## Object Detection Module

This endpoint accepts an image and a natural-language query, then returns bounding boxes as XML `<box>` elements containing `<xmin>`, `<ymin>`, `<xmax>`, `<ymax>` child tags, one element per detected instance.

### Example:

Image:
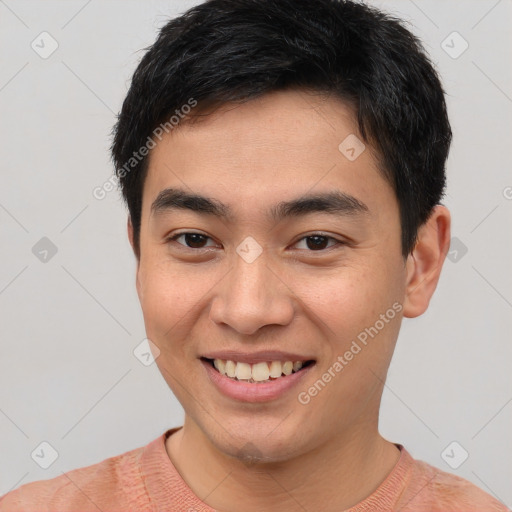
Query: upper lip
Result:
<box><xmin>201</xmin><ymin>350</ymin><xmax>315</xmax><ymax>365</ymax></box>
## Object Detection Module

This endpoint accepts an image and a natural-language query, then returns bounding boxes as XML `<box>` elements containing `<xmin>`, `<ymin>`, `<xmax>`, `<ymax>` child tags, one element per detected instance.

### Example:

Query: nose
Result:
<box><xmin>209</xmin><ymin>250</ymin><xmax>295</xmax><ymax>335</ymax></box>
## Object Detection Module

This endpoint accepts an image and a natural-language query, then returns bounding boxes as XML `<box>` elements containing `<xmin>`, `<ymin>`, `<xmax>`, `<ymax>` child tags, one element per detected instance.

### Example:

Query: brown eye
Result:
<box><xmin>305</xmin><ymin>235</ymin><xmax>329</xmax><ymax>250</ymax></box>
<box><xmin>294</xmin><ymin>234</ymin><xmax>342</xmax><ymax>251</ymax></box>
<box><xmin>169</xmin><ymin>232</ymin><xmax>216</xmax><ymax>249</ymax></box>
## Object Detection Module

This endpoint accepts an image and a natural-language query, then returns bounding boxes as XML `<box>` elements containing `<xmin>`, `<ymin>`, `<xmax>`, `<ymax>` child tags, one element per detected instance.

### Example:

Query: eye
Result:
<box><xmin>293</xmin><ymin>234</ymin><xmax>344</xmax><ymax>251</ymax></box>
<box><xmin>166</xmin><ymin>232</ymin><xmax>345</xmax><ymax>252</ymax></box>
<box><xmin>167</xmin><ymin>232</ymin><xmax>218</xmax><ymax>249</ymax></box>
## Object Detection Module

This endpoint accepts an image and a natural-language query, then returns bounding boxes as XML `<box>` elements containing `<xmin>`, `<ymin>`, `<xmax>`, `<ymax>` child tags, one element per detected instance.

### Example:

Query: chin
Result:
<box><xmin>204</xmin><ymin>418</ymin><xmax>310</xmax><ymax>466</ymax></box>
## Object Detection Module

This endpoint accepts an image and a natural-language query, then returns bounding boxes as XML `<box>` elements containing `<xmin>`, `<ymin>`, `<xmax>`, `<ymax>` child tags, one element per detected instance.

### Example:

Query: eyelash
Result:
<box><xmin>165</xmin><ymin>231</ymin><xmax>346</xmax><ymax>252</ymax></box>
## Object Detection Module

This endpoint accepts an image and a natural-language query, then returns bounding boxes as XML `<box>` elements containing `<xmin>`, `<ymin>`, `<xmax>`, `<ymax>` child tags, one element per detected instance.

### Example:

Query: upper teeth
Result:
<box><xmin>213</xmin><ymin>359</ymin><xmax>305</xmax><ymax>382</ymax></box>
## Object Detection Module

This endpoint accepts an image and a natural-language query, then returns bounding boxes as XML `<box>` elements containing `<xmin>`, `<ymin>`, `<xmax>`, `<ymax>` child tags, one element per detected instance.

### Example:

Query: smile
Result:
<box><xmin>204</xmin><ymin>358</ymin><xmax>315</xmax><ymax>383</ymax></box>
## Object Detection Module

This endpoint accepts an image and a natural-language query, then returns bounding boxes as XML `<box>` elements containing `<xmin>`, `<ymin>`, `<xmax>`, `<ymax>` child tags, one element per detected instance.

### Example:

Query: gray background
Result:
<box><xmin>1</xmin><ymin>0</ymin><xmax>511</xmax><ymax>507</ymax></box>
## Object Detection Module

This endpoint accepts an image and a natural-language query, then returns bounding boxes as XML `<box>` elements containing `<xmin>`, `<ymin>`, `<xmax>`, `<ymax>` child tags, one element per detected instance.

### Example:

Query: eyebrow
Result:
<box><xmin>150</xmin><ymin>187</ymin><xmax>369</xmax><ymax>223</ymax></box>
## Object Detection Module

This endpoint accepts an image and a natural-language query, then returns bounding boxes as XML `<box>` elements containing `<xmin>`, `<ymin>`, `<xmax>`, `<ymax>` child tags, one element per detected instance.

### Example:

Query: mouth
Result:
<box><xmin>201</xmin><ymin>357</ymin><xmax>316</xmax><ymax>384</ymax></box>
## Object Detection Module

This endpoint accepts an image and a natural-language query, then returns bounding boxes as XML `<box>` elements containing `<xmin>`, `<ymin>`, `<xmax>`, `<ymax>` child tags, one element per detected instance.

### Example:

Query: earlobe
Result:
<box><xmin>402</xmin><ymin>205</ymin><xmax>451</xmax><ymax>318</ymax></box>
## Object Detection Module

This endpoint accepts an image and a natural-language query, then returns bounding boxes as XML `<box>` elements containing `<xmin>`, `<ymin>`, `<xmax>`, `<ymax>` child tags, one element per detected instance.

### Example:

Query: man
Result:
<box><xmin>1</xmin><ymin>0</ymin><xmax>508</xmax><ymax>510</ymax></box>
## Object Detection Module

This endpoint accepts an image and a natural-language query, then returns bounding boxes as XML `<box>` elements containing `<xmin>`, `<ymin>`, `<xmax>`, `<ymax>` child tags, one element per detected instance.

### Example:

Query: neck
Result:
<box><xmin>165</xmin><ymin>418</ymin><xmax>401</xmax><ymax>512</ymax></box>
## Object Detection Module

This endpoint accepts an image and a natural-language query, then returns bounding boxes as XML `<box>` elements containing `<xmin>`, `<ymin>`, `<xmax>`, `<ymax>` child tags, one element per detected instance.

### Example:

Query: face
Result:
<box><xmin>133</xmin><ymin>89</ymin><xmax>410</xmax><ymax>463</ymax></box>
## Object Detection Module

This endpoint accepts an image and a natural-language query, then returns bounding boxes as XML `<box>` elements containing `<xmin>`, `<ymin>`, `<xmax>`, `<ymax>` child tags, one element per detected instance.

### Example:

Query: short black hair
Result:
<box><xmin>110</xmin><ymin>0</ymin><xmax>451</xmax><ymax>259</ymax></box>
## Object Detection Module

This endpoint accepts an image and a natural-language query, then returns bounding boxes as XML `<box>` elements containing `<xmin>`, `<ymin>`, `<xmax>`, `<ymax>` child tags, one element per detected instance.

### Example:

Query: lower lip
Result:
<box><xmin>201</xmin><ymin>359</ymin><xmax>315</xmax><ymax>403</ymax></box>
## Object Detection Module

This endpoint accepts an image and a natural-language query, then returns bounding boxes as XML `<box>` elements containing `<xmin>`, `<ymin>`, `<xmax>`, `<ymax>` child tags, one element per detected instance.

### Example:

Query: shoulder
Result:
<box><xmin>398</xmin><ymin>452</ymin><xmax>510</xmax><ymax>512</ymax></box>
<box><xmin>0</xmin><ymin>443</ymin><xmax>147</xmax><ymax>512</ymax></box>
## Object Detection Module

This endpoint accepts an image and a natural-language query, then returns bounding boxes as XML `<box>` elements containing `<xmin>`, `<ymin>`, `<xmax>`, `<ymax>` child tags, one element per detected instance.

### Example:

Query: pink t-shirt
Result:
<box><xmin>0</xmin><ymin>427</ymin><xmax>508</xmax><ymax>511</ymax></box>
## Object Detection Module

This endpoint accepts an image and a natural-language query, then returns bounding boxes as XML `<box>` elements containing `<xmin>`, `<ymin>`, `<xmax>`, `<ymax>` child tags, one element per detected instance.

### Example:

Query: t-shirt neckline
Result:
<box><xmin>141</xmin><ymin>427</ymin><xmax>413</xmax><ymax>512</ymax></box>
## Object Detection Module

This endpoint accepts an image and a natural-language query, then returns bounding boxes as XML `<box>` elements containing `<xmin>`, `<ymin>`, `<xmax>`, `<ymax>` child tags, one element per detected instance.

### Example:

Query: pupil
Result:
<box><xmin>306</xmin><ymin>236</ymin><xmax>327</xmax><ymax>250</ymax></box>
<box><xmin>186</xmin><ymin>233</ymin><xmax>206</xmax><ymax>248</ymax></box>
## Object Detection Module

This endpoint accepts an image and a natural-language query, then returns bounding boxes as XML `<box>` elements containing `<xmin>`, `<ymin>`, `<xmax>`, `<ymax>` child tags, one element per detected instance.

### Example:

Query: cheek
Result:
<box><xmin>137</xmin><ymin>259</ymin><xmax>224</xmax><ymax>354</ymax></box>
<box><xmin>293</xmin><ymin>268</ymin><xmax>377</xmax><ymax>335</ymax></box>
<box><xmin>138</xmin><ymin>261</ymin><xmax>194</xmax><ymax>334</ymax></box>
<box><xmin>295</xmin><ymin>260</ymin><xmax>403</xmax><ymax>351</ymax></box>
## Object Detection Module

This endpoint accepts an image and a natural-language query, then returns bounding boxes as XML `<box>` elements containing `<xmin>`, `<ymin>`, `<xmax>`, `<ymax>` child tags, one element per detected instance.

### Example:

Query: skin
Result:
<box><xmin>127</xmin><ymin>89</ymin><xmax>451</xmax><ymax>512</ymax></box>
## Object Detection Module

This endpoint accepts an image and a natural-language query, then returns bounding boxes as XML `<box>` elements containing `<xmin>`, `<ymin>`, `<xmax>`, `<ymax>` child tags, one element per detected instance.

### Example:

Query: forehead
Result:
<box><xmin>142</xmin><ymin>89</ymin><xmax>394</xmax><ymax>221</ymax></box>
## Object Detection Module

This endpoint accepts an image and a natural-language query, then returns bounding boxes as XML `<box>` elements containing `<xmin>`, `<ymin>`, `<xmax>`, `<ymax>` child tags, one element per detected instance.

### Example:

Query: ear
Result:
<box><xmin>127</xmin><ymin>216</ymin><xmax>137</xmax><ymax>257</ymax></box>
<box><xmin>403</xmin><ymin>205</ymin><xmax>451</xmax><ymax>318</ymax></box>
<box><xmin>127</xmin><ymin>216</ymin><xmax>142</xmax><ymax>299</ymax></box>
